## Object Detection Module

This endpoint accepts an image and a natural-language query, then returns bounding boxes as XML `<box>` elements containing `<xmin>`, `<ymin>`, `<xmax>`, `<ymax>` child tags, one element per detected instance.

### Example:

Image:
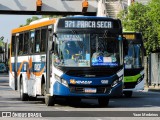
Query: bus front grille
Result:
<box><xmin>69</xmin><ymin>86</ymin><xmax>111</xmax><ymax>94</ymax></box>
<box><xmin>124</xmin><ymin>82</ymin><xmax>137</xmax><ymax>89</ymax></box>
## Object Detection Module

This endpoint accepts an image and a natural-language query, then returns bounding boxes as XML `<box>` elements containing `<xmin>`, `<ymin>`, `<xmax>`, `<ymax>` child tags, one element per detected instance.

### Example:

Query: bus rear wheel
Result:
<box><xmin>28</xmin><ymin>96</ymin><xmax>37</xmax><ymax>101</ymax></box>
<box><xmin>123</xmin><ymin>91</ymin><xmax>133</xmax><ymax>98</ymax></box>
<box><xmin>98</xmin><ymin>97</ymin><xmax>109</xmax><ymax>107</ymax></box>
<box><xmin>20</xmin><ymin>81</ymin><xmax>29</xmax><ymax>101</ymax></box>
<box><xmin>45</xmin><ymin>94</ymin><xmax>55</xmax><ymax>106</ymax></box>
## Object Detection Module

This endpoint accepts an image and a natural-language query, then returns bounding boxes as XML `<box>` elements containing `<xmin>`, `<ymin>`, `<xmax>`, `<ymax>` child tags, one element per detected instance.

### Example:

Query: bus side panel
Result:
<box><xmin>134</xmin><ymin>70</ymin><xmax>144</xmax><ymax>91</ymax></box>
<box><xmin>17</xmin><ymin>56</ymin><xmax>29</xmax><ymax>93</ymax></box>
<box><xmin>9</xmin><ymin>57</ymin><xmax>15</xmax><ymax>90</ymax></box>
<box><xmin>134</xmin><ymin>79</ymin><xmax>144</xmax><ymax>91</ymax></box>
<box><xmin>22</xmin><ymin>73</ymin><xmax>28</xmax><ymax>94</ymax></box>
<box><xmin>123</xmin><ymin>70</ymin><xmax>144</xmax><ymax>91</ymax></box>
<box><xmin>26</xmin><ymin>55</ymin><xmax>46</xmax><ymax>96</ymax></box>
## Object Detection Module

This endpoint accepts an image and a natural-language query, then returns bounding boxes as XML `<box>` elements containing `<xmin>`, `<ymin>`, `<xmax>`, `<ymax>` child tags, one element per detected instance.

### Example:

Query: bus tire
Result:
<box><xmin>123</xmin><ymin>91</ymin><xmax>133</xmax><ymax>98</ymax></box>
<box><xmin>41</xmin><ymin>83</ymin><xmax>46</xmax><ymax>96</ymax></box>
<box><xmin>28</xmin><ymin>96</ymin><xmax>37</xmax><ymax>101</ymax></box>
<box><xmin>45</xmin><ymin>94</ymin><xmax>55</xmax><ymax>106</ymax></box>
<box><xmin>20</xmin><ymin>80</ymin><xmax>29</xmax><ymax>101</ymax></box>
<box><xmin>98</xmin><ymin>97</ymin><xmax>109</xmax><ymax>107</ymax></box>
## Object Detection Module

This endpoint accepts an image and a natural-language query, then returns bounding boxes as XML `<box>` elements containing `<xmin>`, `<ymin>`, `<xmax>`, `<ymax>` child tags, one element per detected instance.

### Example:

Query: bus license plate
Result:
<box><xmin>84</xmin><ymin>88</ymin><xmax>97</xmax><ymax>93</ymax></box>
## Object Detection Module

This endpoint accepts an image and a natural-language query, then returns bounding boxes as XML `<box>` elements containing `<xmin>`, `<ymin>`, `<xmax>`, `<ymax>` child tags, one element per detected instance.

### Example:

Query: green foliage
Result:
<box><xmin>19</xmin><ymin>16</ymin><xmax>40</xmax><ymax>27</ymax></box>
<box><xmin>0</xmin><ymin>40</ymin><xmax>4</xmax><ymax>52</ymax></box>
<box><xmin>0</xmin><ymin>36</ymin><xmax>4</xmax><ymax>47</ymax></box>
<box><xmin>118</xmin><ymin>0</ymin><xmax>160</xmax><ymax>54</ymax></box>
<box><xmin>0</xmin><ymin>41</ymin><xmax>4</xmax><ymax>47</ymax></box>
<box><xmin>0</xmin><ymin>41</ymin><xmax>3</xmax><ymax>47</ymax></box>
<box><xmin>8</xmin><ymin>43</ymin><xmax>10</xmax><ymax>49</ymax></box>
<box><xmin>42</xmin><ymin>15</ymin><xmax>62</xmax><ymax>18</ymax></box>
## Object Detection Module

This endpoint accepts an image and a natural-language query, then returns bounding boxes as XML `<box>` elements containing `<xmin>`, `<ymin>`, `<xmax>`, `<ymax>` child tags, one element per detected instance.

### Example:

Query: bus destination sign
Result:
<box><xmin>123</xmin><ymin>34</ymin><xmax>136</xmax><ymax>40</ymax></box>
<box><xmin>64</xmin><ymin>20</ymin><xmax>113</xmax><ymax>29</ymax></box>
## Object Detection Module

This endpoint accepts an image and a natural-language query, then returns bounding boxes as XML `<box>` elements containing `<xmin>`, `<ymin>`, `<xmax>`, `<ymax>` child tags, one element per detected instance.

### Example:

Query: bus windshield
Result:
<box><xmin>54</xmin><ymin>33</ymin><xmax>122</xmax><ymax>67</ymax></box>
<box><xmin>124</xmin><ymin>43</ymin><xmax>143</xmax><ymax>69</ymax></box>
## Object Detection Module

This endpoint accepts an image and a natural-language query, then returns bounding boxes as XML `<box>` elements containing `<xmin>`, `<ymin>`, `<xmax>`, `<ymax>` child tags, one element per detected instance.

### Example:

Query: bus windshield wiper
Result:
<box><xmin>103</xmin><ymin>30</ymin><xmax>108</xmax><ymax>39</ymax></box>
<box><xmin>71</xmin><ymin>30</ymin><xmax>77</xmax><ymax>35</ymax></box>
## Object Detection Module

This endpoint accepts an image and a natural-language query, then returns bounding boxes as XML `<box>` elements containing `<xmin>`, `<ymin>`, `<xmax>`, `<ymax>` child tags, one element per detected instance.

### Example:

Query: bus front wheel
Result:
<box><xmin>20</xmin><ymin>81</ymin><xmax>29</xmax><ymax>101</ymax></box>
<box><xmin>45</xmin><ymin>94</ymin><xmax>55</xmax><ymax>106</ymax></box>
<box><xmin>98</xmin><ymin>97</ymin><xmax>109</xmax><ymax>107</ymax></box>
<box><xmin>123</xmin><ymin>91</ymin><xmax>133</xmax><ymax>98</ymax></box>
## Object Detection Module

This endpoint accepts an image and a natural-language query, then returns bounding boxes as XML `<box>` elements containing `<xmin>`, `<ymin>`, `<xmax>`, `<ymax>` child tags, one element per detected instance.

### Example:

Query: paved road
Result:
<box><xmin>0</xmin><ymin>74</ymin><xmax>160</xmax><ymax>120</ymax></box>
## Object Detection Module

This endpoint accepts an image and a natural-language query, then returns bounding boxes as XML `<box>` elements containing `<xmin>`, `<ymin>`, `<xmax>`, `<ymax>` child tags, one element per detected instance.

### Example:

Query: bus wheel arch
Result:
<box><xmin>41</xmin><ymin>75</ymin><xmax>46</xmax><ymax>96</ymax></box>
<box><xmin>123</xmin><ymin>91</ymin><xmax>133</xmax><ymax>98</ymax></box>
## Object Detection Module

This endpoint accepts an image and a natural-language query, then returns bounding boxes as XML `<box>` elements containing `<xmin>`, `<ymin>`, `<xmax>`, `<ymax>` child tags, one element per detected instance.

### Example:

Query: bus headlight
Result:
<box><xmin>111</xmin><ymin>76</ymin><xmax>123</xmax><ymax>88</ymax></box>
<box><xmin>55</xmin><ymin>74</ymin><xmax>61</xmax><ymax>82</ymax></box>
<box><xmin>61</xmin><ymin>79</ymin><xmax>68</xmax><ymax>87</ymax></box>
<box><xmin>54</xmin><ymin>74</ymin><xmax>68</xmax><ymax>87</ymax></box>
<box><xmin>137</xmin><ymin>75</ymin><xmax>144</xmax><ymax>84</ymax></box>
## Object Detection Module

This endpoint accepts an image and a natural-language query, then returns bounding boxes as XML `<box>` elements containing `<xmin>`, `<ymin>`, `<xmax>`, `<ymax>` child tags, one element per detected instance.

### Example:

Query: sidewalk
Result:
<box><xmin>144</xmin><ymin>85</ymin><xmax>160</xmax><ymax>92</ymax></box>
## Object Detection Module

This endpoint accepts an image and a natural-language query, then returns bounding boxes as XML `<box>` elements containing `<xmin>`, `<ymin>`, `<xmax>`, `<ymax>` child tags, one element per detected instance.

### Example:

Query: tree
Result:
<box><xmin>0</xmin><ymin>36</ymin><xmax>4</xmax><ymax>47</ymax></box>
<box><xmin>118</xmin><ymin>0</ymin><xmax>160</xmax><ymax>87</ymax></box>
<box><xmin>0</xmin><ymin>41</ymin><xmax>3</xmax><ymax>47</ymax></box>
<box><xmin>118</xmin><ymin>0</ymin><xmax>160</xmax><ymax>54</ymax></box>
<box><xmin>19</xmin><ymin>16</ymin><xmax>40</xmax><ymax>27</ymax></box>
<box><xmin>146</xmin><ymin>0</ymin><xmax>160</xmax><ymax>52</ymax></box>
<box><xmin>42</xmin><ymin>15</ymin><xmax>62</xmax><ymax>18</ymax></box>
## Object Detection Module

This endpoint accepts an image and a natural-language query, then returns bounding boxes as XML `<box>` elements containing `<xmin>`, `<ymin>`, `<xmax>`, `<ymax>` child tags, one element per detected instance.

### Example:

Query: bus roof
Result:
<box><xmin>12</xmin><ymin>18</ymin><xmax>56</xmax><ymax>34</ymax></box>
<box><xmin>64</xmin><ymin>15</ymin><xmax>119</xmax><ymax>20</ymax></box>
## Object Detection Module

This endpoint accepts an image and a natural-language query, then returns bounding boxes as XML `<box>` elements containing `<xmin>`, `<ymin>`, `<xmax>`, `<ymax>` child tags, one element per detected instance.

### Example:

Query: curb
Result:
<box><xmin>144</xmin><ymin>87</ymin><xmax>160</xmax><ymax>92</ymax></box>
<box><xmin>148</xmin><ymin>89</ymin><xmax>160</xmax><ymax>92</ymax></box>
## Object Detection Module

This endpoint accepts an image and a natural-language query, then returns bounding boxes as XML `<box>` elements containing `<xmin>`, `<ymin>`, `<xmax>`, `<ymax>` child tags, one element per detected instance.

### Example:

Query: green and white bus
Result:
<box><xmin>123</xmin><ymin>32</ymin><xmax>145</xmax><ymax>97</ymax></box>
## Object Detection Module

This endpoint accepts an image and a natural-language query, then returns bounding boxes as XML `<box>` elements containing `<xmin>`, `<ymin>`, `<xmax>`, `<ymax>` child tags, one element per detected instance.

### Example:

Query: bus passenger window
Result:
<box><xmin>18</xmin><ymin>33</ymin><xmax>24</xmax><ymax>55</ymax></box>
<box><xmin>11</xmin><ymin>36</ymin><xmax>16</xmax><ymax>56</ymax></box>
<box><xmin>35</xmin><ymin>30</ymin><xmax>40</xmax><ymax>53</ymax></box>
<box><xmin>41</xmin><ymin>29</ymin><xmax>47</xmax><ymax>52</ymax></box>
<box><xmin>30</xmin><ymin>31</ymin><xmax>35</xmax><ymax>54</ymax></box>
<box><xmin>24</xmin><ymin>32</ymin><xmax>29</xmax><ymax>54</ymax></box>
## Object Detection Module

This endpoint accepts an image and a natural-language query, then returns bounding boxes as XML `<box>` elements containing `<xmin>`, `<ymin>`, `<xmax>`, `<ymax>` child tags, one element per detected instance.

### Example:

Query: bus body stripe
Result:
<box><xmin>11</xmin><ymin>61</ymin><xmax>46</xmax><ymax>79</ymax></box>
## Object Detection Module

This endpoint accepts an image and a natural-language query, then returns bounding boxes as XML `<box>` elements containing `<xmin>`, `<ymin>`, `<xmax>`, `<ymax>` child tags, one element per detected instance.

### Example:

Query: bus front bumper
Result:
<box><xmin>123</xmin><ymin>79</ymin><xmax>144</xmax><ymax>92</ymax></box>
<box><xmin>51</xmin><ymin>81</ymin><xmax>122</xmax><ymax>98</ymax></box>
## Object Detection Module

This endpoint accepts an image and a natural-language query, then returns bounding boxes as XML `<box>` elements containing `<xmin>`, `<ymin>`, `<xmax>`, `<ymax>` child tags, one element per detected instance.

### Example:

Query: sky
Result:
<box><xmin>0</xmin><ymin>15</ymin><xmax>41</xmax><ymax>43</ymax></box>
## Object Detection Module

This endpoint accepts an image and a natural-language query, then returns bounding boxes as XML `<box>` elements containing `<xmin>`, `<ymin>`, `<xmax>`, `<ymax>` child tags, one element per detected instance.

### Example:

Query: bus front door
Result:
<box><xmin>14</xmin><ymin>35</ymin><xmax>19</xmax><ymax>90</ymax></box>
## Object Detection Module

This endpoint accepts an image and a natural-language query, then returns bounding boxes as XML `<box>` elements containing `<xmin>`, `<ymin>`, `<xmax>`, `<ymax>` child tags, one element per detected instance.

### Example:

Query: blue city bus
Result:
<box><xmin>10</xmin><ymin>16</ymin><xmax>124</xmax><ymax>107</ymax></box>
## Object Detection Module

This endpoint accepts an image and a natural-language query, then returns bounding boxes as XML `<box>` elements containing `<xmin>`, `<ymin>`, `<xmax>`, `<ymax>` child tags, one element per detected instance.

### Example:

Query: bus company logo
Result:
<box><xmin>70</xmin><ymin>79</ymin><xmax>76</xmax><ymax>84</ymax></box>
<box><xmin>70</xmin><ymin>79</ymin><xmax>92</xmax><ymax>84</ymax></box>
<box><xmin>76</xmin><ymin>80</ymin><xmax>92</xmax><ymax>85</ymax></box>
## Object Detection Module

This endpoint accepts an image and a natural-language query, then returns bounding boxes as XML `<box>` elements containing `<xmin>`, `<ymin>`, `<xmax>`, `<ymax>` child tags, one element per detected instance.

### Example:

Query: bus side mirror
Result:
<box><xmin>123</xmin><ymin>37</ymin><xmax>128</xmax><ymax>56</ymax></box>
<box><xmin>51</xmin><ymin>33</ymin><xmax>57</xmax><ymax>52</ymax></box>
